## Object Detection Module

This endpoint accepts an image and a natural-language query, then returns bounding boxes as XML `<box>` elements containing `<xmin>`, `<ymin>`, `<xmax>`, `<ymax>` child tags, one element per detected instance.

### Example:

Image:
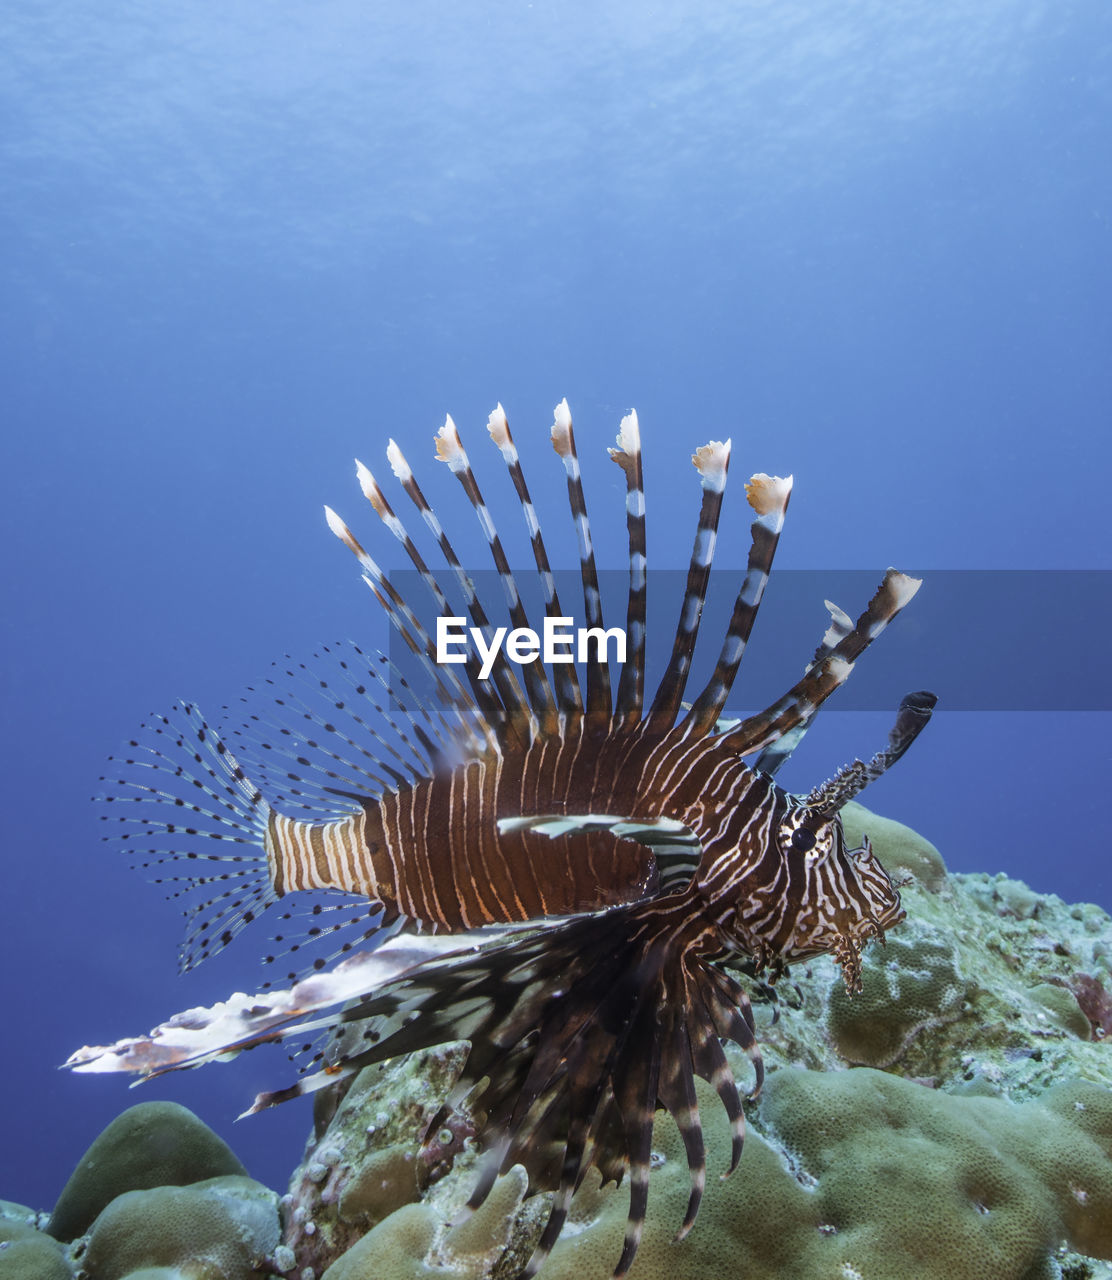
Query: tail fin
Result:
<box><xmin>99</xmin><ymin>643</ymin><xmax>434</xmax><ymax>975</ymax></box>
<box><xmin>98</xmin><ymin>701</ymin><xmax>279</xmax><ymax>972</ymax></box>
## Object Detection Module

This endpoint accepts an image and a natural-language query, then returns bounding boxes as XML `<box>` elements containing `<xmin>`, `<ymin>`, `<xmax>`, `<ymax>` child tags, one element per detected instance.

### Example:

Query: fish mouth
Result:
<box><xmin>828</xmin><ymin>908</ymin><xmax>906</xmax><ymax>992</ymax></box>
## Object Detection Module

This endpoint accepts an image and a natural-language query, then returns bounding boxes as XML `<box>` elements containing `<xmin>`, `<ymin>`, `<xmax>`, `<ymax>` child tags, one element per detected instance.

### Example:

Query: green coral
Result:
<box><xmin>81</xmin><ymin>1176</ymin><xmax>279</xmax><ymax>1280</ymax></box>
<box><xmin>48</xmin><ymin>1103</ymin><xmax>247</xmax><ymax>1242</ymax></box>
<box><xmin>0</xmin><ymin>1237</ymin><xmax>73</xmax><ymax>1280</ymax></box>
<box><xmin>1028</xmin><ymin>983</ymin><xmax>1092</xmax><ymax>1040</ymax></box>
<box><xmin>336</xmin><ymin>1143</ymin><xmax>420</xmax><ymax>1227</ymax></box>
<box><xmin>0</xmin><ymin>1201</ymin><xmax>71</xmax><ymax>1280</ymax></box>
<box><xmin>0</xmin><ymin>1207</ymin><xmax>36</xmax><ymax>1232</ymax></box>
<box><xmin>320</xmin><ymin>1166</ymin><xmax>529</xmax><ymax>1280</ymax></box>
<box><xmin>0</xmin><ymin>1222</ymin><xmax>72</xmax><ymax>1280</ymax></box>
<box><xmin>825</xmin><ymin>919</ymin><xmax>972</xmax><ymax>1067</ymax></box>
<box><xmin>540</xmin><ymin>1069</ymin><xmax>1112</xmax><ymax>1280</ymax></box>
<box><xmin>841</xmin><ymin>800</ymin><xmax>948</xmax><ymax>892</ymax></box>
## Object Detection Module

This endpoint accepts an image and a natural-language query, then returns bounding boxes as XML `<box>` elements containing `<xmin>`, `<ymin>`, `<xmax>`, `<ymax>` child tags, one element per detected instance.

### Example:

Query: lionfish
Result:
<box><xmin>70</xmin><ymin>401</ymin><xmax>935</xmax><ymax>1279</ymax></box>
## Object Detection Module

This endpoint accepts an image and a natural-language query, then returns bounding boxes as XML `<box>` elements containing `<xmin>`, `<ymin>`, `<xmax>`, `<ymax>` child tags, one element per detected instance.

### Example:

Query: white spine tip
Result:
<box><xmin>385</xmin><ymin>439</ymin><xmax>412</xmax><ymax>482</ymax></box>
<box><xmin>618</xmin><ymin>408</ymin><xmax>640</xmax><ymax>451</ymax></box>
<box><xmin>887</xmin><ymin>570</ymin><xmax>923</xmax><ymax>608</ymax></box>
<box><xmin>692</xmin><ymin>440</ymin><xmax>731</xmax><ymax>491</ymax></box>
<box><xmin>354</xmin><ymin>457</ymin><xmax>374</xmax><ymax>491</ymax></box>
<box><xmin>435</xmin><ymin>415</ymin><xmax>467</xmax><ymax>471</ymax></box>
<box><xmin>744</xmin><ymin>472</ymin><xmax>793</xmax><ymax>516</ymax></box>
<box><xmin>487</xmin><ymin>403</ymin><xmax>511</xmax><ymax>448</ymax></box>
<box><xmin>355</xmin><ymin>458</ymin><xmax>391</xmax><ymax>515</ymax></box>
<box><xmin>608</xmin><ymin>409</ymin><xmax>642</xmax><ymax>478</ymax></box>
<box><xmin>325</xmin><ymin>507</ymin><xmax>373</xmax><ymax>568</ymax></box>
<box><xmin>324</xmin><ymin>505</ymin><xmax>352</xmax><ymax>543</ymax></box>
<box><xmin>551</xmin><ymin>399</ymin><xmax>573</xmax><ymax>456</ymax></box>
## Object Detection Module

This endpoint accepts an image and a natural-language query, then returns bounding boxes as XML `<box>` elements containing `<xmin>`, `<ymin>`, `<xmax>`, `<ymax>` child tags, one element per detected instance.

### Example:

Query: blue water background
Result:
<box><xmin>2</xmin><ymin>0</ymin><xmax>1110</xmax><ymax>1211</ymax></box>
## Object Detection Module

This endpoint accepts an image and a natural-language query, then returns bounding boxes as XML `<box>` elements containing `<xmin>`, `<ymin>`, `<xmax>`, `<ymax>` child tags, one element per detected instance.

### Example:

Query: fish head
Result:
<box><xmin>762</xmin><ymin>796</ymin><xmax>905</xmax><ymax>987</ymax></box>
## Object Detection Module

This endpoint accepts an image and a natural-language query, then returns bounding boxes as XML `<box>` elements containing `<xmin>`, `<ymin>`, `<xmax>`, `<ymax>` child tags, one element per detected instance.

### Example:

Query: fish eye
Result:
<box><xmin>791</xmin><ymin>827</ymin><xmax>817</xmax><ymax>852</ymax></box>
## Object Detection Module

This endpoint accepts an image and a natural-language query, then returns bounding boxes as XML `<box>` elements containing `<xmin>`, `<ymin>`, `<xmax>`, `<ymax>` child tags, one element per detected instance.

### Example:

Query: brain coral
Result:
<box><xmin>81</xmin><ymin>1176</ymin><xmax>280</xmax><ymax>1280</ymax></box>
<box><xmin>840</xmin><ymin>801</ymin><xmax>948</xmax><ymax>892</ymax></box>
<box><xmin>538</xmin><ymin>1068</ymin><xmax>1112</xmax><ymax>1280</ymax></box>
<box><xmin>825</xmin><ymin>918</ymin><xmax>972</xmax><ymax>1067</ymax></box>
<box><xmin>0</xmin><ymin>1218</ymin><xmax>72</xmax><ymax>1280</ymax></box>
<box><xmin>48</xmin><ymin>1102</ymin><xmax>247</xmax><ymax>1242</ymax></box>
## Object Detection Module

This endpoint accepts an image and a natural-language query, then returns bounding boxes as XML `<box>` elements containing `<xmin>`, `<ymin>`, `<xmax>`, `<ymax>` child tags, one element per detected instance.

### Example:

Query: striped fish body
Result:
<box><xmin>266</xmin><ymin>718</ymin><xmax>903</xmax><ymax>972</ymax></box>
<box><xmin>88</xmin><ymin>402</ymin><xmax>934</xmax><ymax>1280</ymax></box>
<box><xmin>266</xmin><ymin>724</ymin><xmax>716</xmax><ymax>915</ymax></box>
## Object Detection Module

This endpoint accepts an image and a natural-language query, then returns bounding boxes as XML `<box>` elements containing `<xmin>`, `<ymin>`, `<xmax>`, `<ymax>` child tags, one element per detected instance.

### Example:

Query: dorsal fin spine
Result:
<box><xmin>753</xmin><ymin>596</ymin><xmax>851</xmax><ymax>775</ymax></box>
<box><xmin>385</xmin><ymin>438</ymin><xmax>531</xmax><ymax>752</ymax></box>
<box><xmin>323</xmin><ymin>505</ymin><xmax>487</xmax><ymax>748</ymax></box>
<box><xmin>352</xmin><ymin>457</ymin><xmax>503</xmax><ymax>755</ymax></box>
<box><xmin>435</xmin><ymin>414</ymin><xmax>556</xmax><ymax>736</ymax></box>
<box><xmin>684</xmin><ymin>471</ymin><xmax>793</xmax><ymax>737</ymax></box>
<box><xmin>488</xmin><ymin>403</ymin><xmax>584</xmax><ymax>730</ymax></box>
<box><xmin>719</xmin><ymin>568</ymin><xmax>923</xmax><ymax>756</ymax></box>
<box><xmin>646</xmin><ymin>440</ymin><xmax>732</xmax><ymax>731</ymax></box>
<box><xmin>608</xmin><ymin>409</ymin><xmax>647</xmax><ymax>727</ymax></box>
<box><xmin>551</xmin><ymin>399</ymin><xmax>612</xmax><ymax>732</ymax></box>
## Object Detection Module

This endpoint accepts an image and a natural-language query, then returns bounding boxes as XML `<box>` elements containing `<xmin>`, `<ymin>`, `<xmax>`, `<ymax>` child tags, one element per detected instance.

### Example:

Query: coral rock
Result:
<box><xmin>82</xmin><ymin>1176</ymin><xmax>279</xmax><ymax>1280</ymax></box>
<box><xmin>0</xmin><ymin>1237</ymin><xmax>73</xmax><ymax>1280</ymax></box>
<box><xmin>825</xmin><ymin>920</ymin><xmax>972</xmax><ymax>1067</ymax></box>
<box><xmin>0</xmin><ymin>1213</ymin><xmax>72</xmax><ymax>1280</ymax></box>
<box><xmin>841</xmin><ymin>800</ymin><xmax>948</xmax><ymax>892</ymax></box>
<box><xmin>320</xmin><ymin>1166</ymin><xmax>529</xmax><ymax>1280</ymax></box>
<box><xmin>541</xmin><ymin>1069</ymin><xmax>1112</xmax><ymax>1280</ymax></box>
<box><xmin>48</xmin><ymin>1103</ymin><xmax>247</xmax><ymax>1243</ymax></box>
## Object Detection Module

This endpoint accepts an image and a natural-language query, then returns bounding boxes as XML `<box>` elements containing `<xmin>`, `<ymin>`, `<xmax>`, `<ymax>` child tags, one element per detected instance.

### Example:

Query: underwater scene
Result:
<box><xmin>3</xmin><ymin>3</ymin><xmax>1112</xmax><ymax>1278</ymax></box>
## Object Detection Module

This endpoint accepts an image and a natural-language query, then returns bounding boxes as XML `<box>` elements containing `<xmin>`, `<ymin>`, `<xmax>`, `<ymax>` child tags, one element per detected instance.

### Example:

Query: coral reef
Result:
<box><xmin>540</xmin><ymin>1068</ymin><xmax>1112</xmax><ymax>1280</ymax></box>
<box><xmin>82</xmin><ymin>1176</ymin><xmax>280</xmax><ymax>1280</ymax></box>
<box><xmin>0</xmin><ymin>1205</ymin><xmax>71</xmax><ymax>1280</ymax></box>
<box><xmin>281</xmin><ymin>1044</ymin><xmax>472</xmax><ymax>1277</ymax></box>
<box><xmin>1</xmin><ymin>1115</ymin><xmax>276</xmax><ymax>1280</ymax></box>
<box><xmin>48</xmin><ymin>1102</ymin><xmax>248</xmax><ymax>1242</ymax></box>
<box><xmin>5</xmin><ymin>805</ymin><xmax>1112</xmax><ymax>1279</ymax></box>
<box><xmin>294</xmin><ymin>803</ymin><xmax>1112</xmax><ymax>1280</ymax></box>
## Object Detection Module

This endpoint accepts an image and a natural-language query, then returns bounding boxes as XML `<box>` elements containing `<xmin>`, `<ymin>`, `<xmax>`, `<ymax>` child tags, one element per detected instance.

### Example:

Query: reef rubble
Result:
<box><xmin>5</xmin><ymin>804</ymin><xmax>1112</xmax><ymax>1280</ymax></box>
